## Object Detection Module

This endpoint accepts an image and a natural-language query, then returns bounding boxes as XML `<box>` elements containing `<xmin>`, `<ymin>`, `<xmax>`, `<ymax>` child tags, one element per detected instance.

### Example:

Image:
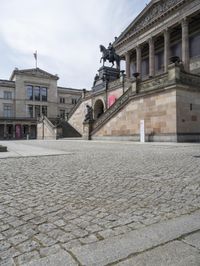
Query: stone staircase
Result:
<box><xmin>91</xmin><ymin>86</ymin><xmax>134</xmax><ymax>135</ymax></box>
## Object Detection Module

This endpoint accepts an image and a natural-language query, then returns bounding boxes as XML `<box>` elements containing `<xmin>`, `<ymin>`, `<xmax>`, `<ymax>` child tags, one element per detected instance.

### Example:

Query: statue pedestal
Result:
<box><xmin>92</xmin><ymin>66</ymin><xmax>120</xmax><ymax>92</ymax></box>
<box><xmin>83</xmin><ymin>120</ymin><xmax>94</xmax><ymax>140</ymax></box>
<box><xmin>98</xmin><ymin>66</ymin><xmax>120</xmax><ymax>81</ymax></box>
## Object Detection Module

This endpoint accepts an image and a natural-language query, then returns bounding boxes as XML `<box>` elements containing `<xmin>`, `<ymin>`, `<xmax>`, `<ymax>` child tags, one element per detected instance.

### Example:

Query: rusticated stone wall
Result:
<box><xmin>93</xmin><ymin>89</ymin><xmax>177</xmax><ymax>141</ymax></box>
<box><xmin>68</xmin><ymin>98</ymin><xmax>92</xmax><ymax>135</ymax></box>
<box><xmin>177</xmin><ymin>88</ymin><xmax>200</xmax><ymax>134</ymax></box>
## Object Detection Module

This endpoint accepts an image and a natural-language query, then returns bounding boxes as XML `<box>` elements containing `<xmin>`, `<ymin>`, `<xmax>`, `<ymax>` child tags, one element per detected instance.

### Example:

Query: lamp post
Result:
<box><xmin>103</xmin><ymin>72</ymin><xmax>110</xmax><ymax>110</ymax></box>
<box><xmin>120</xmin><ymin>70</ymin><xmax>125</xmax><ymax>94</ymax></box>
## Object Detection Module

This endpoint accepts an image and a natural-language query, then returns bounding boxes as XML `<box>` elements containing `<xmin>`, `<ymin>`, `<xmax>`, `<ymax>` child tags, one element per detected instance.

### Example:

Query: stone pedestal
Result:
<box><xmin>83</xmin><ymin>120</ymin><xmax>94</xmax><ymax>140</ymax></box>
<box><xmin>92</xmin><ymin>66</ymin><xmax>120</xmax><ymax>93</ymax></box>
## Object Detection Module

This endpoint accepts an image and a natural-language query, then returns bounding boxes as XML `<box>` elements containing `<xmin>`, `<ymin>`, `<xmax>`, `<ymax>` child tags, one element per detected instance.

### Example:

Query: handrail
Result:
<box><xmin>68</xmin><ymin>96</ymin><xmax>82</xmax><ymax>120</ymax></box>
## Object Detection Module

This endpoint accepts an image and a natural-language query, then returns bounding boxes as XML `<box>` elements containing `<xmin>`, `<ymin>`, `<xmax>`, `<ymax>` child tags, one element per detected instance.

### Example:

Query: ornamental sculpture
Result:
<box><xmin>100</xmin><ymin>43</ymin><xmax>120</xmax><ymax>69</ymax></box>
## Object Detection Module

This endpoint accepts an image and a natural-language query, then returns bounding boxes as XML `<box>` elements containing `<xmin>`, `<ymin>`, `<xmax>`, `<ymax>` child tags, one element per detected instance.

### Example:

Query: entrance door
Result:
<box><xmin>15</xmin><ymin>124</ymin><xmax>22</xmax><ymax>139</ymax></box>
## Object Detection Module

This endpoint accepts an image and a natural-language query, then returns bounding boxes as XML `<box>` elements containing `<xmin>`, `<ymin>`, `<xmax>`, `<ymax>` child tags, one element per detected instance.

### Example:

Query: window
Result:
<box><xmin>170</xmin><ymin>42</ymin><xmax>182</xmax><ymax>59</ymax></box>
<box><xmin>42</xmin><ymin>106</ymin><xmax>48</xmax><ymax>116</ymax></box>
<box><xmin>189</xmin><ymin>34</ymin><xmax>200</xmax><ymax>58</ymax></box>
<box><xmin>72</xmin><ymin>98</ymin><xmax>77</xmax><ymax>105</ymax></box>
<box><xmin>59</xmin><ymin>109</ymin><xmax>65</xmax><ymax>119</ymax></box>
<box><xmin>27</xmin><ymin>85</ymin><xmax>48</xmax><ymax>101</ymax></box>
<box><xmin>60</xmin><ymin>97</ymin><xmax>65</xmax><ymax>104</ymax></box>
<box><xmin>27</xmin><ymin>85</ymin><xmax>33</xmax><ymax>100</ymax></box>
<box><xmin>4</xmin><ymin>104</ymin><xmax>12</xmax><ymax>117</ymax></box>
<box><xmin>155</xmin><ymin>51</ymin><xmax>164</xmax><ymax>72</ymax></box>
<box><xmin>34</xmin><ymin>86</ymin><xmax>40</xmax><ymax>101</ymax></box>
<box><xmin>27</xmin><ymin>105</ymin><xmax>33</xmax><ymax>118</ymax></box>
<box><xmin>4</xmin><ymin>91</ymin><xmax>12</xmax><ymax>99</ymax></box>
<box><xmin>35</xmin><ymin>105</ymin><xmax>40</xmax><ymax>118</ymax></box>
<box><xmin>141</xmin><ymin>58</ymin><xmax>149</xmax><ymax>77</ymax></box>
<box><xmin>41</xmin><ymin>87</ymin><xmax>47</xmax><ymax>101</ymax></box>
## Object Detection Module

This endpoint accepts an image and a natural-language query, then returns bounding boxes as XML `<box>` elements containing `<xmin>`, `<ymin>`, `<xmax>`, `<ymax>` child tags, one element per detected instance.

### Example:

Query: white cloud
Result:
<box><xmin>0</xmin><ymin>0</ymin><xmax>148</xmax><ymax>89</ymax></box>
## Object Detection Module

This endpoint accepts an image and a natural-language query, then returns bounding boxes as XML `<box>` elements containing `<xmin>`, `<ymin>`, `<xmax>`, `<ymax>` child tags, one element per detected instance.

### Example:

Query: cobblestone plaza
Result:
<box><xmin>0</xmin><ymin>140</ymin><xmax>200</xmax><ymax>265</ymax></box>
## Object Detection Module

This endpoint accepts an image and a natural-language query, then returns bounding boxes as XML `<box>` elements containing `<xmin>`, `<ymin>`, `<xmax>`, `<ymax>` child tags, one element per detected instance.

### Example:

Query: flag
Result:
<box><xmin>33</xmin><ymin>51</ymin><xmax>37</xmax><ymax>60</ymax></box>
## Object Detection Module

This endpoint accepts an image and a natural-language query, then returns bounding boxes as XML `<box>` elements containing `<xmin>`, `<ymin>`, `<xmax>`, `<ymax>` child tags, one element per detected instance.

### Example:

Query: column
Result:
<box><xmin>136</xmin><ymin>46</ymin><xmax>142</xmax><ymax>75</ymax></box>
<box><xmin>182</xmin><ymin>18</ymin><xmax>189</xmax><ymax>72</ymax></box>
<box><xmin>164</xmin><ymin>29</ymin><xmax>170</xmax><ymax>72</ymax></box>
<box><xmin>149</xmin><ymin>38</ymin><xmax>155</xmax><ymax>77</ymax></box>
<box><xmin>12</xmin><ymin>123</ymin><xmax>15</xmax><ymax>139</ymax></box>
<box><xmin>4</xmin><ymin>123</ymin><xmax>7</xmax><ymax>139</ymax></box>
<box><xmin>125</xmin><ymin>52</ymin><xmax>131</xmax><ymax>79</ymax></box>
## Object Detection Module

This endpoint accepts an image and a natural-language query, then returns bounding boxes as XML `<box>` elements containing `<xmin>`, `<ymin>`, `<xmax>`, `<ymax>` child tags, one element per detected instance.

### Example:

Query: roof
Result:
<box><xmin>114</xmin><ymin>0</ymin><xmax>184</xmax><ymax>48</ymax></box>
<box><xmin>0</xmin><ymin>79</ymin><xmax>15</xmax><ymax>88</ymax></box>
<box><xmin>10</xmin><ymin>67</ymin><xmax>59</xmax><ymax>81</ymax></box>
<box><xmin>58</xmin><ymin>86</ymin><xmax>83</xmax><ymax>93</ymax></box>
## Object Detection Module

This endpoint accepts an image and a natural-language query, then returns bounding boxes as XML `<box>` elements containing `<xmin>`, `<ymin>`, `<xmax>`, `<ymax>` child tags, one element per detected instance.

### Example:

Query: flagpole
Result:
<box><xmin>34</xmin><ymin>51</ymin><xmax>38</xmax><ymax>69</ymax></box>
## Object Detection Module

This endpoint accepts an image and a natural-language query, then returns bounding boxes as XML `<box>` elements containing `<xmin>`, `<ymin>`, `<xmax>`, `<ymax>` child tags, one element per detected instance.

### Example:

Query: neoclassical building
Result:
<box><xmin>68</xmin><ymin>0</ymin><xmax>200</xmax><ymax>142</ymax></box>
<box><xmin>0</xmin><ymin>68</ymin><xmax>82</xmax><ymax>139</ymax></box>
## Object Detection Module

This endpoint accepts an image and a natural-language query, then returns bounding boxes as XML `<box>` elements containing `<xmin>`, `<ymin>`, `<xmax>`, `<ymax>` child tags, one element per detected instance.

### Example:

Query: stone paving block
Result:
<box><xmin>15</xmin><ymin>251</ymin><xmax>40</xmax><ymax>265</ymax></box>
<box><xmin>70</xmin><ymin>210</ymin><xmax>200</xmax><ymax>265</ymax></box>
<box><xmin>183</xmin><ymin>231</ymin><xmax>200</xmax><ymax>250</ymax></box>
<box><xmin>0</xmin><ymin>247</ymin><xmax>20</xmax><ymax>260</ymax></box>
<box><xmin>0</xmin><ymin>241</ymin><xmax>11</xmax><ymax>252</ymax></box>
<box><xmin>16</xmin><ymin>239</ymin><xmax>41</xmax><ymax>253</ymax></box>
<box><xmin>34</xmin><ymin>233</ymin><xmax>57</xmax><ymax>247</ymax></box>
<box><xmin>0</xmin><ymin>258</ymin><xmax>15</xmax><ymax>266</ymax></box>
<box><xmin>39</xmin><ymin>244</ymin><xmax>62</xmax><ymax>257</ymax></box>
<box><xmin>22</xmin><ymin>250</ymin><xmax>78</xmax><ymax>266</ymax></box>
<box><xmin>8</xmin><ymin>234</ymin><xmax>29</xmax><ymax>246</ymax></box>
<box><xmin>116</xmin><ymin>240</ymin><xmax>200</xmax><ymax>266</ymax></box>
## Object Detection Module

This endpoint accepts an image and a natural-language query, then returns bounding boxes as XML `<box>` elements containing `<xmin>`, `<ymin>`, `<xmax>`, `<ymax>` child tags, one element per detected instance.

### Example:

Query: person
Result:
<box><xmin>107</xmin><ymin>43</ymin><xmax>115</xmax><ymax>59</ymax></box>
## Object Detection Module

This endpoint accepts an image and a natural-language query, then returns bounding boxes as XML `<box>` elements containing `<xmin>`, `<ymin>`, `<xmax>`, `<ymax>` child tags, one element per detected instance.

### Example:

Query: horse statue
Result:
<box><xmin>100</xmin><ymin>44</ymin><xmax>120</xmax><ymax>69</ymax></box>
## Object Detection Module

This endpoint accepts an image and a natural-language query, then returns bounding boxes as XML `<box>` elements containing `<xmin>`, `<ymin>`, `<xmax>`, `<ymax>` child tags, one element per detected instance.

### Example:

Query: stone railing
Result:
<box><xmin>138</xmin><ymin>73</ymin><xmax>169</xmax><ymax>93</ymax></box>
<box><xmin>67</xmin><ymin>96</ymin><xmax>82</xmax><ymax>120</ymax></box>
<box><xmin>91</xmin><ymin>86</ymin><xmax>133</xmax><ymax>134</ymax></box>
<box><xmin>180</xmin><ymin>71</ymin><xmax>200</xmax><ymax>87</ymax></box>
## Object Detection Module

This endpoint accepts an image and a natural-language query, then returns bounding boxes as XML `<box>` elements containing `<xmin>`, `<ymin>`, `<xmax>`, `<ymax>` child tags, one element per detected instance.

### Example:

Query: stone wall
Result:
<box><xmin>177</xmin><ymin>88</ymin><xmax>200</xmax><ymax>141</ymax></box>
<box><xmin>93</xmin><ymin>89</ymin><xmax>177</xmax><ymax>142</ymax></box>
<box><xmin>68</xmin><ymin>98</ymin><xmax>92</xmax><ymax>135</ymax></box>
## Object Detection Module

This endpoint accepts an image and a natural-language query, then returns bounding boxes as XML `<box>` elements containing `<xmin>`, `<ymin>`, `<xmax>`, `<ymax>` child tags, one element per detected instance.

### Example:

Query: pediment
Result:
<box><xmin>115</xmin><ymin>0</ymin><xmax>184</xmax><ymax>44</ymax></box>
<box><xmin>10</xmin><ymin>68</ymin><xmax>59</xmax><ymax>81</ymax></box>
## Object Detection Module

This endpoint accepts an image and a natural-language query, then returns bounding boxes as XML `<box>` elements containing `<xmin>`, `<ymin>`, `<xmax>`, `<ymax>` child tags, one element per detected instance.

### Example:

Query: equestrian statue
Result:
<box><xmin>100</xmin><ymin>43</ymin><xmax>120</xmax><ymax>69</ymax></box>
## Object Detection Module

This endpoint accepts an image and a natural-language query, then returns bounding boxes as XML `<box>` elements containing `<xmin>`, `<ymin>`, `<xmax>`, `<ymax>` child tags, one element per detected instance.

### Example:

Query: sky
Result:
<box><xmin>0</xmin><ymin>0</ymin><xmax>149</xmax><ymax>89</ymax></box>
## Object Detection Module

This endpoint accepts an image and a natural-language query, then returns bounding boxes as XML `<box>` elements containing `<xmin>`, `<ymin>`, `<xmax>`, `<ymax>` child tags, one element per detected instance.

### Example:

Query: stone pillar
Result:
<box><xmin>4</xmin><ymin>123</ymin><xmax>7</xmax><ymax>139</ymax></box>
<box><xmin>149</xmin><ymin>38</ymin><xmax>155</xmax><ymax>77</ymax></box>
<box><xmin>125</xmin><ymin>52</ymin><xmax>131</xmax><ymax>79</ymax></box>
<box><xmin>13</xmin><ymin>123</ymin><xmax>15</xmax><ymax>139</ymax></box>
<box><xmin>164</xmin><ymin>29</ymin><xmax>170</xmax><ymax>72</ymax></box>
<box><xmin>83</xmin><ymin>120</ymin><xmax>93</xmax><ymax>140</ymax></box>
<box><xmin>182</xmin><ymin>18</ymin><xmax>189</xmax><ymax>72</ymax></box>
<box><xmin>136</xmin><ymin>46</ymin><xmax>142</xmax><ymax>75</ymax></box>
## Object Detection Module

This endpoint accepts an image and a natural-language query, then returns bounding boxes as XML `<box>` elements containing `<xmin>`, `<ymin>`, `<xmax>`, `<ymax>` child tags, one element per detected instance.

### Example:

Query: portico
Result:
<box><xmin>115</xmin><ymin>0</ymin><xmax>200</xmax><ymax>80</ymax></box>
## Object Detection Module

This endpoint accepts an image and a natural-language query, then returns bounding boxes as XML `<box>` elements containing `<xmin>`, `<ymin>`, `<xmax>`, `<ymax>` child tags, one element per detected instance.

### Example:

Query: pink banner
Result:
<box><xmin>108</xmin><ymin>95</ymin><xmax>116</xmax><ymax>108</ymax></box>
<box><xmin>15</xmin><ymin>125</ymin><xmax>21</xmax><ymax>139</ymax></box>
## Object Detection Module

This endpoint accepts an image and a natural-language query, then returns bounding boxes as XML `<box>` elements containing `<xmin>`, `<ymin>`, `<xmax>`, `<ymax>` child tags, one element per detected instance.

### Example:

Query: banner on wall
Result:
<box><xmin>108</xmin><ymin>95</ymin><xmax>116</xmax><ymax>108</ymax></box>
<box><xmin>15</xmin><ymin>125</ymin><xmax>21</xmax><ymax>139</ymax></box>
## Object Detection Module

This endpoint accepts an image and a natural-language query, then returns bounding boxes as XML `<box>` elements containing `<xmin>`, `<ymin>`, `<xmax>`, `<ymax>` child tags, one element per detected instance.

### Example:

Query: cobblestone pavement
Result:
<box><xmin>0</xmin><ymin>140</ymin><xmax>200</xmax><ymax>265</ymax></box>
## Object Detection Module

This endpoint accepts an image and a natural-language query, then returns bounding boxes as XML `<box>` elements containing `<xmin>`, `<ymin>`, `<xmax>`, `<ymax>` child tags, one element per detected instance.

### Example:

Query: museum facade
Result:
<box><xmin>68</xmin><ymin>0</ymin><xmax>200</xmax><ymax>142</ymax></box>
<box><xmin>0</xmin><ymin>68</ymin><xmax>82</xmax><ymax>139</ymax></box>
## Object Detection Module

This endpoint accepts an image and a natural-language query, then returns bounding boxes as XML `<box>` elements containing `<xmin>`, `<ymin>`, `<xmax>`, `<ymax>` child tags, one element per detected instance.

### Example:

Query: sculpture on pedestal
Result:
<box><xmin>100</xmin><ymin>43</ymin><xmax>120</xmax><ymax>69</ymax></box>
<box><xmin>84</xmin><ymin>105</ymin><xmax>93</xmax><ymax>122</ymax></box>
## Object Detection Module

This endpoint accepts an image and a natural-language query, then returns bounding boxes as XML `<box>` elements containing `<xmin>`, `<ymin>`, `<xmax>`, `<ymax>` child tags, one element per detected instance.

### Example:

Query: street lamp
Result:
<box><xmin>120</xmin><ymin>70</ymin><xmax>125</xmax><ymax>93</ymax></box>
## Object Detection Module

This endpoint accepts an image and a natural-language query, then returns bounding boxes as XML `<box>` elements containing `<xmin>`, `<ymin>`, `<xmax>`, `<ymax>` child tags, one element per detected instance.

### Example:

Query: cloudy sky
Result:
<box><xmin>0</xmin><ymin>0</ymin><xmax>149</xmax><ymax>89</ymax></box>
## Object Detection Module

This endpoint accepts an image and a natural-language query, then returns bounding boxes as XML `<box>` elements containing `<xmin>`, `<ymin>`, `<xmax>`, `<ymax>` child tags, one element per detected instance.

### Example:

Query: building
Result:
<box><xmin>0</xmin><ymin>68</ymin><xmax>82</xmax><ymax>139</ymax></box>
<box><xmin>68</xmin><ymin>0</ymin><xmax>200</xmax><ymax>142</ymax></box>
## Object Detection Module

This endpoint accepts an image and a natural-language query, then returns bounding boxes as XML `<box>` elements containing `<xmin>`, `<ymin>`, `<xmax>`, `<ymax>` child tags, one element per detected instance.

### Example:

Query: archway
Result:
<box><xmin>94</xmin><ymin>99</ymin><xmax>104</xmax><ymax>120</ymax></box>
